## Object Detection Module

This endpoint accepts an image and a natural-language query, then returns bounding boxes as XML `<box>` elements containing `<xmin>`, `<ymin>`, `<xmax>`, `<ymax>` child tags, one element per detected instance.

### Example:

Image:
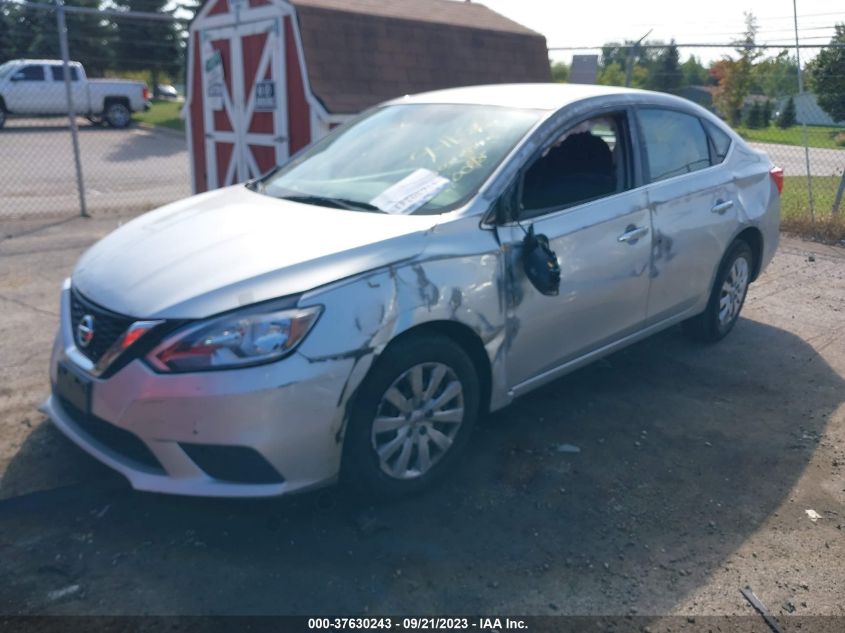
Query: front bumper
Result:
<box><xmin>42</xmin><ymin>285</ymin><xmax>357</xmax><ymax>498</ymax></box>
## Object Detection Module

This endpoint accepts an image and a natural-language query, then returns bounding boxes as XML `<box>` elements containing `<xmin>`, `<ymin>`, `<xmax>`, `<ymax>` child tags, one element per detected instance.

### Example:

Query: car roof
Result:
<box><xmin>386</xmin><ymin>83</ymin><xmax>652</xmax><ymax>111</ymax></box>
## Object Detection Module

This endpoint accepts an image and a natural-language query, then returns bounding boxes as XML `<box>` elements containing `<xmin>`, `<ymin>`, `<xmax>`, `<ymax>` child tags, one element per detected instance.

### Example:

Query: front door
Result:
<box><xmin>199</xmin><ymin>17</ymin><xmax>288</xmax><ymax>189</ymax></box>
<box><xmin>500</xmin><ymin>110</ymin><xmax>653</xmax><ymax>389</ymax></box>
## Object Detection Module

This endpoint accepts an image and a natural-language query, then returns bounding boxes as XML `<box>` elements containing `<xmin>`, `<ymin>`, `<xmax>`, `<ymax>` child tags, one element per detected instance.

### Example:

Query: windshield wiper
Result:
<box><xmin>279</xmin><ymin>194</ymin><xmax>382</xmax><ymax>213</ymax></box>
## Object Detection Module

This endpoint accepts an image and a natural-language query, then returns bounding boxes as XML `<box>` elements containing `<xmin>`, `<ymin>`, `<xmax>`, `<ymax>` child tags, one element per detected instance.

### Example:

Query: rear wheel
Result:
<box><xmin>341</xmin><ymin>335</ymin><xmax>480</xmax><ymax>499</ymax></box>
<box><xmin>104</xmin><ymin>102</ymin><xmax>131</xmax><ymax>129</ymax></box>
<box><xmin>683</xmin><ymin>239</ymin><xmax>753</xmax><ymax>342</ymax></box>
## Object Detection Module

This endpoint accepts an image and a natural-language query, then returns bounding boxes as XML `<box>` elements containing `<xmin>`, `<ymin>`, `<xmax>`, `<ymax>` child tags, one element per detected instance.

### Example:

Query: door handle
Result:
<box><xmin>711</xmin><ymin>199</ymin><xmax>734</xmax><ymax>215</ymax></box>
<box><xmin>618</xmin><ymin>225</ymin><xmax>649</xmax><ymax>244</ymax></box>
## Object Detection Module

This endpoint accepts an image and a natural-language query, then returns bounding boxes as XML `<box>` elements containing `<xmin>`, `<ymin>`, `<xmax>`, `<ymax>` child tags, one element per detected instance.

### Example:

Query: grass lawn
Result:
<box><xmin>735</xmin><ymin>124</ymin><xmax>845</xmax><ymax>150</ymax></box>
<box><xmin>780</xmin><ymin>175</ymin><xmax>845</xmax><ymax>242</ymax></box>
<box><xmin>134</xmin><ymin>99</ymin><xmax>185</xmax><ymax>132</ymax></box>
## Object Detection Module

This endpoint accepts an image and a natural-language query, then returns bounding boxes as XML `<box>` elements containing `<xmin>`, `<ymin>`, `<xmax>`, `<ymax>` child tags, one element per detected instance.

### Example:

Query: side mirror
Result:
<box><xmin>521</xmin><ymin>224</ymin><xmax>560</xmax><ymax>296</ymax></box>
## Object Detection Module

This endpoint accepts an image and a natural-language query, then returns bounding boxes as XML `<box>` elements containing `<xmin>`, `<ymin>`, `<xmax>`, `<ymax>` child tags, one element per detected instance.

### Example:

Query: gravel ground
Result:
<box><xmin>0</xmin><ymin>215</ymin><xmax>843</xmax><ymax>624</ymax></box>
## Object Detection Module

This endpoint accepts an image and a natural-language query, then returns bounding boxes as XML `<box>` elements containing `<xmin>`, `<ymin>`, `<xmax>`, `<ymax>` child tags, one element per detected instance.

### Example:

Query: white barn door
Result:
<box><xmin>199</xmin><ymin>14</ymin><xmax>288</xmax><ymax>189</ymax></box>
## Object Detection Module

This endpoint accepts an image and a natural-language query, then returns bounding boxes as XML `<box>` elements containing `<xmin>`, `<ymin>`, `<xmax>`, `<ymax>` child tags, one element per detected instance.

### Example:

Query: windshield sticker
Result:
<box><xmin>370</xmin><ymin>168</ymin><xmax>450</xmax><ymax>215</ymax></box>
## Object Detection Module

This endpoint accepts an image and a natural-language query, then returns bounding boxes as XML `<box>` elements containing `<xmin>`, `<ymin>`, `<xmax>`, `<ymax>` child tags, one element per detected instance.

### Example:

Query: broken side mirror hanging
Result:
<box><xmin>521</xmin><ymin>224</ymin><xmax>560</xmax><ymax>296</ymax></box>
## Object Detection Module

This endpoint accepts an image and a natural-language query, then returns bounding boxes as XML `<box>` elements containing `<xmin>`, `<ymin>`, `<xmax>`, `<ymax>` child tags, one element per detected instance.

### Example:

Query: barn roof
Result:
<box><xmin>291</xmin><ymin>0</ymin><xmax>550</xmax><ymax>114</ymax></box>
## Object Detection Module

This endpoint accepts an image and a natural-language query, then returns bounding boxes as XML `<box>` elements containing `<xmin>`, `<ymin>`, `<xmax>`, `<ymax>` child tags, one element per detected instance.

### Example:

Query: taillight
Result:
<box><xmin>770</xmin><ymin>166</ymin><xmax>784</xmax><ymax>195</ymax></box>
<box><xmin>142</xmin><ymin>86</ymin><xmax>151</xmax><ymax>101</ymax></box>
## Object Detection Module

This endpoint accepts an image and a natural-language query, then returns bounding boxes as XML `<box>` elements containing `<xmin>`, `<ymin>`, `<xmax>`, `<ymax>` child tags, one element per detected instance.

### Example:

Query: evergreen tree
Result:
<box><xmin>681</xmin><ymin>55</ymin><xmax>708</xmax><ymax>86</ymax></box>
<box><xmin>777</xmin><ymin>96</ymin><xmax>797</xmax><ymax>128</ymax></box>
<box><xmin>807</xmin><ymin>24</ymin><xmax>845</xmax><ymax>122</ymax></box>
<box><xmin>744</xmin><ymin>101</ymin><xmax>763</xmax><ymax>129</ymax></box>
<box><xmin>112</xmin><ymin>0</ymin><xmax>184</xmax><ymax>89</ymax></box>
<box><xmin>20</xmin><ymin>0</ymin><xmax>112</xmax><ymax>75</ymax></box>
<box><xmin>647</xmin><ymin>40</ymin><xmax>683</xmax><ymax>93</ymax></box>
<box><xmin>761</xmin><ymin>99</ymin><xmax>773</xmax><ymax>127</ymax></box>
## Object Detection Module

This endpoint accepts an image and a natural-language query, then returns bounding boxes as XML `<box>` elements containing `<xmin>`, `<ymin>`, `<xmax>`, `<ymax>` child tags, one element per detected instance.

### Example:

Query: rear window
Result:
<box><xmin>638</xmin><ymin>108</ymin><xmax>712</xmax><ymax>182</ymax></box>
<box><xmin>50</xmin><ymin>66</ymin><xmax>80</xmax><ymax>81</ymax></box>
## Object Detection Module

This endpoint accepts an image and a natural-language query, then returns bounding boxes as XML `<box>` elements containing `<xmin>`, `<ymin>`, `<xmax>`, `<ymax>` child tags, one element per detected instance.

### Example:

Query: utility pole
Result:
<box><xmin>625</xmin><ymin>29</ymin><xmax>652</xmax><ymax>87</ymax></box>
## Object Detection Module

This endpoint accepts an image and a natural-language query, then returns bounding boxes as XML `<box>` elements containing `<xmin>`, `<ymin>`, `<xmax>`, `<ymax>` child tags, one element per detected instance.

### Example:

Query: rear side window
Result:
<box><xmin>50</xmin><ymin>66</ymin><xmax>80</xmax><ymax>81</ymax></box>
<box><xmin>638</xmin><ymin>108</ymin><xmax>711</xmax><ymax>182</ymax></box>
<box><xmin>703</xmin><ymin>120</ymin><xmax>732</xmax><ymax>164</ymax></box>
<box><xmin>17</xmin><ymin>65</ymin><xmax>45</xmax><ymax>81</ymax></box>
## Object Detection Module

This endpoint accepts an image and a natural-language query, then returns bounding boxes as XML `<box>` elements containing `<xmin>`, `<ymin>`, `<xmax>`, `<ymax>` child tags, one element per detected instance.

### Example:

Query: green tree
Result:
<box><xmin>752</xmin><ymin>50</ymin><xmax>799</xmax><ymax>98</ymax></box>
<box><xmin>713</xmin><ymin>12</ymin><xmax>762</xmax><ymax>125</ymax></box>
<box><xmin>777</xmin><ymin>96</ymin><xmax>797</xmax><ymax>128</ymax></box>
<box><xmin>647</xmin><ymin>40</ymin><xmax>682</xmax><ymax>92</ymax></box>
<box><xmin>598</xmin><ymin>62</ymin><xmax>625</xmax><ymax>86</ymax></box>
<box><xmin>681</xmin><ymin>55</ymin><xmax>708</xmax><ymax>86</ymax></box>
<box><xmin>744</xmin><ymin>101</ymin><xmax>763</xmax><ymax>128</ymax></box>
<box><xmin>761</xmin><ymin>99</ymin><xmax>773</xmax><ymax>126</ymax></box>
<box><xmin>112</xmin><ymin>0</ymin><xmax>184</xmax><ymax>89</ymax></box>
<box><xmin>550</xmin><ymin>61</ymin><xmax>570</xmax><ymax>83</ymax></box>
<box><xmin>807</xmin><ymin>24</ymin><xmax>845</xmax><ymax>122</ymax></box>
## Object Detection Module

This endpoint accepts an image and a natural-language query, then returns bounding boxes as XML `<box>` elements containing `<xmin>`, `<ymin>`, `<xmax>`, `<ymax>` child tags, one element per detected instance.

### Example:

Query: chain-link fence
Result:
<box><xmin>553</xmin><ymin>39</ymin><xmax>845</xmax><ymax>234</ymax></box>
<box><xmin>0</xmin><ymin>0</ymin><xmax>190</xmax><ymax>221</ymax></box>
<box><xmin>2</xmin><ymin>3</ymin><xmax>844</xmax><ymax>237</ymax></box>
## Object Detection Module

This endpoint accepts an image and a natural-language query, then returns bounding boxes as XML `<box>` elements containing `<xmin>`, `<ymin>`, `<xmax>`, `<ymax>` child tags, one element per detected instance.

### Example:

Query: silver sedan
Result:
<box><xmin>43</xmin><ymin>84</ymin><xmax>781</xmax><ymax>498</ymax></box>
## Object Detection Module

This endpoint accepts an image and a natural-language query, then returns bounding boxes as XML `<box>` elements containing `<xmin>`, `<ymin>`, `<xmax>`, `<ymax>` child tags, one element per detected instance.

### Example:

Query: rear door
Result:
<box><xmin>199</xmin><ymin>17</ymin><xmax>288</xmax><ymax>189</ymax></box>
<box><xmin>636</xmin><ymin>107</ymin><xmax>739</xmax><ymax>324</ymax></box>
<box><xmin>500</xmin><ymin>109</ymin><xmax>653</xmax><ymax>389</ymax></box>
<box><xmin>47</xmin><ymin>65</ymin><xmax>87</xmax><ymax>114</ymax></box>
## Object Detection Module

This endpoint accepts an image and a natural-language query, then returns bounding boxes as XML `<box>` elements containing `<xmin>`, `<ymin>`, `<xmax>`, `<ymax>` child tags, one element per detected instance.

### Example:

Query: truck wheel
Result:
<box><xmin>104</xmin><ymin>102</ymin><xmax>131</xmax><ymax>129</ymax></box>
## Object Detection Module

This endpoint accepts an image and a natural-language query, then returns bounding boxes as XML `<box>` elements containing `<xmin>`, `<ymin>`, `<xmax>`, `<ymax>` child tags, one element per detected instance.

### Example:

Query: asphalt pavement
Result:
<box><xmin>0</xmin><ymin>117</ymin><xmax>191</xmax><ymax>219</ymax></box>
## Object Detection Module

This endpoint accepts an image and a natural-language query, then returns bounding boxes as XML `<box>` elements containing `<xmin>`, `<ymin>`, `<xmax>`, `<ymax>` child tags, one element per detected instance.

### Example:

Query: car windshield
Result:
<box><xmin>0</xmin><ymin>61</ymin><xmax>16</xmax><ymax>79</ymax></box>
<box><xmin>258</xmin><ymin>103</ymin><xmax>543</xmax><ymax>215</ymax></box>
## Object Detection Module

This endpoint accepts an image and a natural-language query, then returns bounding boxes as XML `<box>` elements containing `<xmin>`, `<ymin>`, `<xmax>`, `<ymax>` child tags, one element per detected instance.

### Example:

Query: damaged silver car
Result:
<box><xmin>43</xmin><ymin>84</ymin><xmax>782</xmax><ymax>498</ymax></box>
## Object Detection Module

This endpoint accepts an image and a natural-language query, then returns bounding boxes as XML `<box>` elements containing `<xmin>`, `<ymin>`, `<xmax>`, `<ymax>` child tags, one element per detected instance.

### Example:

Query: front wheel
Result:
<box><xmin>104</xmin><ymin>102</ymin><xmax>131</xmax><ymax>129</ymax></box>
<box><xmin>0</xmin><ymin>108</ymin><xmax>6</xmax><ymax>130</ymax></box>
<box><xmin>683</xmin><ymin>239</ymin><xmax>753</xmax><ymax>342</ymax></box>
<box><xmin>341</xmin><ymin>335</ymin><xmax>480</xmax><ymax>499</ymax></box>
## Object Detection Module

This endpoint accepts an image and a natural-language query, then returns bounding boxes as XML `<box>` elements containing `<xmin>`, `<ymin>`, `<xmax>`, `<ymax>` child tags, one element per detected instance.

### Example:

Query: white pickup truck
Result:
<box><xmin>0</xmin><ymin>59</ymin><xmax>150</xmax><ymax>129</ymax></box>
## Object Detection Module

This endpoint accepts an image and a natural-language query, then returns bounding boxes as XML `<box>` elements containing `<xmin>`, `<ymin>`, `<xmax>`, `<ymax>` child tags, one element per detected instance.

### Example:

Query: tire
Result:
<box><xmin>682</xmin><ymin>239</ymin><xmax>753</xmax><ymax>343</ymax></box>
<box><xmin>0</xmin><ymin>107</ymin><xmax>6</xmax><ymax>130</ymax></box>
<box><xmin>104</xmin><ymin>102</ymin><xmax>131</xmax><ymax>129</ymax></box>
<box><xmin>341</xmin><ymin>334</ymin><xmax>480</xmax><ymax>499</ymax></box>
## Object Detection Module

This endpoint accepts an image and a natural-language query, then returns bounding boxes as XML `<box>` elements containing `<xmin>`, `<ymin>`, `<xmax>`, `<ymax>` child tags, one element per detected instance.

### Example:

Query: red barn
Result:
<box><xmin>186</xmin><ymin>0</ymin><xmax>549</xmax><ymax>193</ymax></box>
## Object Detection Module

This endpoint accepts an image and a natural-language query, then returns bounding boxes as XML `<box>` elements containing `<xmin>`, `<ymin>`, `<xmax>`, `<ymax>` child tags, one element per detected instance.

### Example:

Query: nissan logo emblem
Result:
<box><xmin>77</xmin><ymin>314</ymin><xmax>95</xmax><ymax>349</ymax></box>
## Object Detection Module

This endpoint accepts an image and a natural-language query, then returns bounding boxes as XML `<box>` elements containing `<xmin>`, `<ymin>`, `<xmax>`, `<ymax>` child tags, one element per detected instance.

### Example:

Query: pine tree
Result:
<box><xmin>112</xmin><ymin>0</ymin><xmax>184</xmax><ymax>89</ymax></box>
<box><xmin>648</xmin><ymin>40</ymin><xmax>683</xmax><ymax>93</ymax></box>
<box><xmin>777</xmin><ymin>96</ymin><xmax>797</xmax><ymax>128</ymax></box>
<box><xmin>744</xmin><ymin>101</ymin><xmax>763</xmax><ymax>129</ymax></box>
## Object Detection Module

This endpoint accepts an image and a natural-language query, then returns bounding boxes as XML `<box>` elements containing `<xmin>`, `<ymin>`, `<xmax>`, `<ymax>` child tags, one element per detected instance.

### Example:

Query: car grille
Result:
<box><xmin>57</xmin><ymin>395</ymin><xmax>164</xmax><ymax>474</ymax></box>
<box><xmin>70</xmin><ymin>289</ymin><xmax>135</xmax><ymax>365</ymax></box>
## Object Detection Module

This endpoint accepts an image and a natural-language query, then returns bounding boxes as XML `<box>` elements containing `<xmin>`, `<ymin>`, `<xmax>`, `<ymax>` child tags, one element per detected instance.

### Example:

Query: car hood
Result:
<box><xmin>73</xmin><ymin>185</ymin><xmax>441</xmax><ymax>318</ymax></box>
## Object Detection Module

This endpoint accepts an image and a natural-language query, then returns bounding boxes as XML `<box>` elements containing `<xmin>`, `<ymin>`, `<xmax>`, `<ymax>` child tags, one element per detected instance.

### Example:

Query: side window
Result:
<box><xmin>16</xmin><ymin>65</ymin><xmax>45</xmax><ymax>81</ymax></box>
<box><xmin>638</xmin><ymin>108</ymin><xmax>711</xmax><ymax>182</ymax></box>
<box><xmin>703</xmin><ymin>120</ymin><xmax>732</xmax><ymax>164</ymax></box>
<box><xmin>50</xmin><ymin>66</ymin><xmax>79</xmax><ymax>81</ymax></box>
<box><xmin>520</xmin><ymin>112</ymin><xmax>631</xmax><ymax>216</ymax></box>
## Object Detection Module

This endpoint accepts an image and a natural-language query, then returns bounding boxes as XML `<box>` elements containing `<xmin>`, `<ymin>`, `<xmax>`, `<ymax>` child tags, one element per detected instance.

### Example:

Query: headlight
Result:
<box><xmin>147</xmin><ymin>304</ymin><xmax>322</xmax><ymax>372</ymax></box>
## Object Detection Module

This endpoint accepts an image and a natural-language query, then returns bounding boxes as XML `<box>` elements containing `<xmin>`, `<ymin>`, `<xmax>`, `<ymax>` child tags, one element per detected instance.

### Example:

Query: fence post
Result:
<box><xmin>55</xmin><ymin>0</ymin><xmax>89</xmax><ymax>218</ymax></box>
<box><xmin>792</xmin><ymin>0</ymin><xmax>815</xmax><ymax>223</ymax></box>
